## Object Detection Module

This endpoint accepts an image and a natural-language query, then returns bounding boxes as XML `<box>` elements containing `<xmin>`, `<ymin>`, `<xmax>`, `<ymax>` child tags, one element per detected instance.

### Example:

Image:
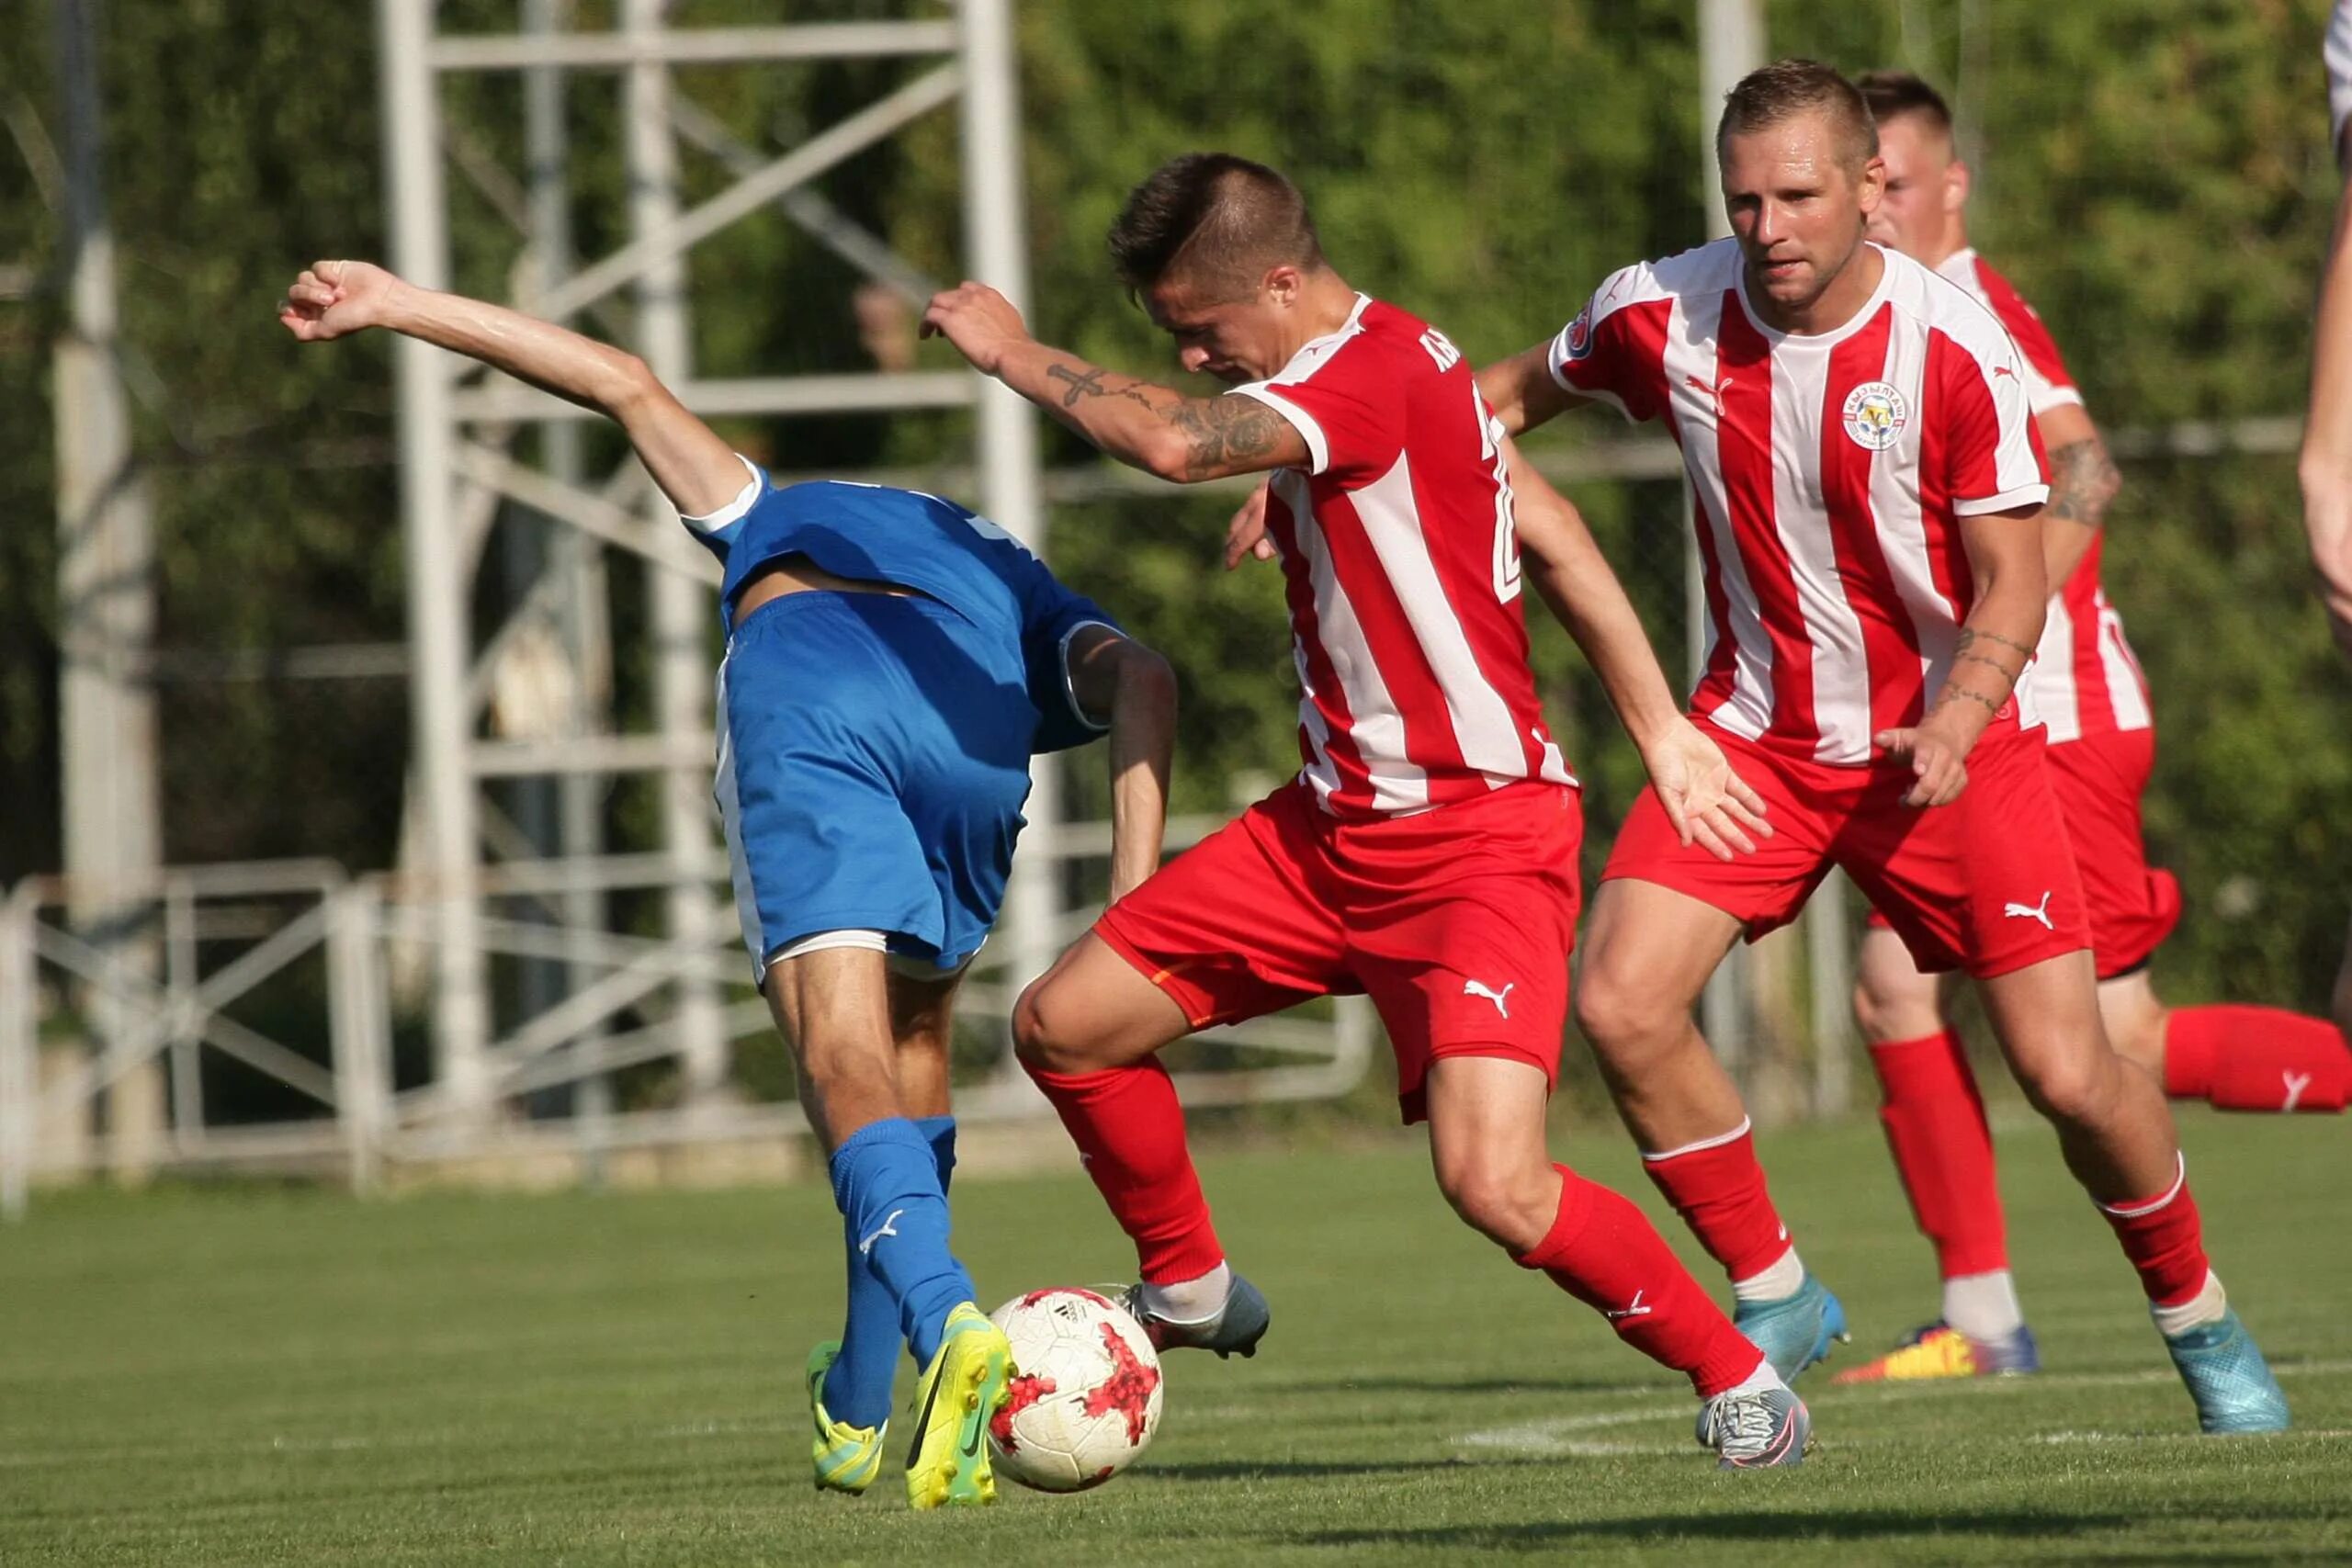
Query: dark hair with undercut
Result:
<box><xmin>1854</xmin><ymin>69</ymin><xmax>1954</xmax><ymax>138</ymax></box>
<box><xmin>1105</xmin><ymin>152</ymin><xmax>1325</xmax><ymax>298</ymax></box>
<box><xmin>1714</xmin><ymin>58</ymin><xmax>1879</xmax><ymax>174</ymax></box>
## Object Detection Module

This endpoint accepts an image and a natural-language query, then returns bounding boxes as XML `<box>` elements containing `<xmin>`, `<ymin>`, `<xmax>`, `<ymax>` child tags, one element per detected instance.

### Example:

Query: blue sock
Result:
<box><xmin>822</xmin><ymin>1116</ymin><xmax>958</xmax><ymax>1428</ymax></box>
<box><xmin>827</xmin><ymin>1118</ymin><xmax>973</xmax><ymax>1376</ymax></box>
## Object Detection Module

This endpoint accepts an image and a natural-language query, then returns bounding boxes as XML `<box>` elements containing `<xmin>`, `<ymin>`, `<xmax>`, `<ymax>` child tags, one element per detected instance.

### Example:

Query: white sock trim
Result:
<box><xmin>1640</xmin><ymin>1116</ymin><xmax>1755</xmax><ymax>1164</ymax></box>
<box><xmin>2151</xmin><ymin>1269</ymin><xmax>2227</xmax><ymax>1337</ymax></box>
<box><xmin>1718</xmin><ymin>1358</ymin><xmax>1787</xmax><ymax>1400</ymax></box>
<box><xmin>1941</xmin><ymin>1269</ymin><xmax>2027</xmax><ymax>1342</ymax></box>
<box><xmin>1139</xmin><ymin>1261</ymin><xmax>1231</xmax><ymax>1325</ymax></box>
<box><xmin>2098</xmin><ymin>1151</ymin><xmax>2188</xmax><ymax>1219</ymax></box>
<box><xmin>1731</xmin><ymin>1246</ymin><xmax>1804</xmax><ymax>1303</ymax></box>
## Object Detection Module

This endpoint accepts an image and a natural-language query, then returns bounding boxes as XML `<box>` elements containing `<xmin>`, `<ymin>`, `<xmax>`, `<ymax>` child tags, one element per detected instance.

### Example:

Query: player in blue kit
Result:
<box><xmin>279</xmin><ymin>259</ymin><xmax>1178</xmax><ymax>1509</ymax></box>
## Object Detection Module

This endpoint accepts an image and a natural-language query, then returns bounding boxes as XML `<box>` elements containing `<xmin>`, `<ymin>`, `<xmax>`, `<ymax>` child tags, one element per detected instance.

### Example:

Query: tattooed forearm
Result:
<box><xmin>1932</xmin><ymin>626</ymin><xmax>2027</xmax><ymax>721</ymax></box>
<box><xmin>1046</xmin><ymin>363</ymin><xmax>1159</xmax><ymax>413</ymax></box>
<box><xmin>1956</xmin><ymin>626</ymin><xmax>2035</xmax><ymax>663</ymax></box>
<box><xmin>1953</xmin><ymin>651</ymin><xmax>2015</xmax><ymax>682</ymax></box>
<box><xmin>1161</xmin><ymin>396</ymin><xmax>1293</xmax><ymax>479</ymax></box>
<box><xmin>1018</xmin><ymin>348</ymin><xmax>1302</xmax><ymax>479</ymax></box>
<box><xmin>1932</xmin><ymin>686</ymin><xmax>2004</xmax><ymax>717</ymax></box>
<box><xmin>2044</xmin><ymin>436</ymin><xmax>2121</xmax><ymax>526</ymax></box>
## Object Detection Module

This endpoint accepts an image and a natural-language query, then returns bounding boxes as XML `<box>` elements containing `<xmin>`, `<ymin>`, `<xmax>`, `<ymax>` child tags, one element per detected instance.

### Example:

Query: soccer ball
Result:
<box><xmin>986</xmin><ymin>1287</ymin><xmax>1164</xmax><ymax>1492</ymax></box>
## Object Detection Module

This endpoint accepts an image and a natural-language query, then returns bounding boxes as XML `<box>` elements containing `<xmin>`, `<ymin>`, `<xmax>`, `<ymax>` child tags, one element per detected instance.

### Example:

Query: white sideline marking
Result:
<box><xmin>1452</xmin><ymin>1359</ymin><xmax>2352</xmax><ymax>1456</ymax></box>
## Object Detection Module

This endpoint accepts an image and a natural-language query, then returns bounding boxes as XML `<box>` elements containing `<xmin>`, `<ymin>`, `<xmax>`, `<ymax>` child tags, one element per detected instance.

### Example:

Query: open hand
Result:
<box><xmin>1641</xmin><ymin>719</ymin><xmax>1771</xmax><ymax>860</ymax></box>
<box><xmin>920</xmin><ymin>281</ymin><xmax>1031</xmax><ymax>377</ymax></box>
<box><xmin>1224</xmin><ymin>479</ymin><xmax>1277</xmax><ymax>569</ymax></box>
<box><xmin>277</xmin><ymin>259</ymin><xmax>400</xmax><ymax>342</ymax></box>
<box><xmin>1873</xmin><ymin>722</ymin><xmax>1970</xmax><ymax>807</ymax></box>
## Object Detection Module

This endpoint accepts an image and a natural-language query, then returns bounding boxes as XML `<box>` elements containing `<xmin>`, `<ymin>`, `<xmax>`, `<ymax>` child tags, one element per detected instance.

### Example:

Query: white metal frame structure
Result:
<box><xmin>375</xmin><ymin>0</ymin><xmax>1068</xmax><ymax>1127</ymax></box>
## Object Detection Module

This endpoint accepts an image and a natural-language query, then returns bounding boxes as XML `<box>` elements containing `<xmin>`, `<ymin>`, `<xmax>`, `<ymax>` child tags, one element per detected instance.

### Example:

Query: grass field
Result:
<box><xmin>6</xmin><ymin>1110</ymin><xmax>2350</xmax><ymax>1565</ymax></box>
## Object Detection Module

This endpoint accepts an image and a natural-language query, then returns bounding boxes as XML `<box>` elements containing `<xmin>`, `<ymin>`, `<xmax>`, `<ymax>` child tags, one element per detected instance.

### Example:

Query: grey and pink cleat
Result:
<box><xmin>1120</xmin><ymin>1272</ymin><xmax>1272</xmax><ymax>1359</ymax></box>
<box><xmin>1696</xmin><ymin>1382</ymin><xmax>1813</xmax><ymax>1469</ymax></box>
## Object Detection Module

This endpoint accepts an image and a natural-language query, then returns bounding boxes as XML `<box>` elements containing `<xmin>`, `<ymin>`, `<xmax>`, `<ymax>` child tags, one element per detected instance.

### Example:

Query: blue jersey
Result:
<box><xmin>684</xmin><ymin>458</ymin><xmax>1118</xmax><ymax>754</ymax></box>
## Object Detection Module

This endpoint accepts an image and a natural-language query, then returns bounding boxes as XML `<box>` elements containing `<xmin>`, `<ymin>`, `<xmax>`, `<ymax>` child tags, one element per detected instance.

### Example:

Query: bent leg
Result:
<box><xmin>1575</xmin><ymin>878</ymin><xmax>1749</xmax><ymax>1149</ymax></box>
<box><xmin>1854</xmin><ymin>926</ymin><xmax>2010</xmax><ymax>1282</ymax></box>
<box><xmin>825</xmin><ymin>964</ymin><xmax>965</xmax><ymax>1428</ymax></box>
<box><xmin>1852</xmin><ymin>924</ymin><xmax>2022</xmax><ymax>1347</ymax></box>
<box><xmin>1423</xmin><ymin>1058</ymin><xmax>1766</xmax><ymax>1398</ymax></box>
<box><xmin>769</xmin><ymin>946</ymin><xmax>972</xmax><ymax>1368</ymax></box>
<box><xmin>1980</xmin><ymin>953</ymin><xmax>2210</xmax><ymax>1309</ymax></box>
<box><xmin>1012</xmin><ymin>933</ymin><xmax>1226</xmax><ymax>1286</ymax></box>
<box><xmin>1577</xmin><ymin>879</ymin><xmax>1801</xmax><ymax>1292</ymax></box>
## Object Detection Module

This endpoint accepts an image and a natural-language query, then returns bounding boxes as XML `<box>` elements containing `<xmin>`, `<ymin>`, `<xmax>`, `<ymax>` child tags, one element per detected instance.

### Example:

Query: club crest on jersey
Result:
<box><xmin>1562</xmin><ymin>302</ymin><xmax>1595</xmax><ymax>361</ymax></box>
<box><xmin>1840</xmin><ymin>381</ymin><xmax>1909</xmax><ymax>451</ymax></box>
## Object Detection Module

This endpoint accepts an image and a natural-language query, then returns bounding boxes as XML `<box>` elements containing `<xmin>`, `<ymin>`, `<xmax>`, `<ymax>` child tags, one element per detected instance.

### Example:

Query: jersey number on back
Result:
<box><xmin>1475</xmin><ymin>384</ymin><xmax>1523</xmax><ymax>604</ymax></box>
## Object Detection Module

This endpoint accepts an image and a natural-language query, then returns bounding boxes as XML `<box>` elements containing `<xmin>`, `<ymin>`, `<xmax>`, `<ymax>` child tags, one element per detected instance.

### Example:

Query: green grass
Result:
<box><xmin>5</xmin><ymin>1110</ymin><xmax>2349</xmax><ymax>1565</ymax></box>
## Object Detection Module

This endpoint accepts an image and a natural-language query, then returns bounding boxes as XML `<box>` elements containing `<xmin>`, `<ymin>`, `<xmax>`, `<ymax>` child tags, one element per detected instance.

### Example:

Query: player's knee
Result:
<box><xmin>1433</xmin><ymin>1154</ymin><xmax>1552</xmax><ymax>1252</ymax></box>
<box><xmin>1851</xmin><ymin>972</ymin><xmax>1918</xmax><ymax>1044</ymax></box>
<box><xmin>1572</xmin><ymin>966</ymin><xmax>1677</xmax><ymax>1062</ymax></box>
<box><xmin>2012</xmin><ymin>1042</ymin><xmax>2113</xmax><ymax>1127</ymax></box>
<box><xmin>1011</xmin><ymin>975</ymin><xmax>1102</xmax><ymax>1077</ymax></box>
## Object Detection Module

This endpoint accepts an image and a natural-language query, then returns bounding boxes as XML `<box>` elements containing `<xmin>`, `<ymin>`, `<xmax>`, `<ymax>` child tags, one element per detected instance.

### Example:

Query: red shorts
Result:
<box><xmin>1863</xmin><ymin>726</ymin><xmax>2179</xmax><ymax>979</ymax></box>
<box><xmin>1604</xmin><ymin>719</ymin><xmax>2089</xmax><ymax>979</ymax></box>
<box><xmin>1095</xmin><ymin>779</ymin><xmax>1583</xmax><ymax>1123</ymax></box>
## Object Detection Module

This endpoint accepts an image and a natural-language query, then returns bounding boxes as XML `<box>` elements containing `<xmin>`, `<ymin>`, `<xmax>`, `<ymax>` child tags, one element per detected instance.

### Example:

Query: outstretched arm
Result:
<box><xmin>278</xmin><ymin>259</ymin><xmax>746</xmax><ymax>518</ymax></box>
<box><xmin>1476</xmin><ymin>341</ymin><xmax>1592</xmax><ymax>439</ymax></box>
<box><xmin>922</xmin><ymin>282</ymin><xmax>1307</xmax><ymax>482</ymax></box>
<box><xmin>1064</xmin><ymin>627</ymin><xmax>1179</xmax><ymax>900</ymax></box>
<box><xmin>2301</xmin><ymin>183</ymin><xmax>2352</xmax><ymax>661</ymax></box>
<box><xmin>1507</xmin><ymin>447</ymin><xmax>1768</xmax><ymax>860</ymax></box>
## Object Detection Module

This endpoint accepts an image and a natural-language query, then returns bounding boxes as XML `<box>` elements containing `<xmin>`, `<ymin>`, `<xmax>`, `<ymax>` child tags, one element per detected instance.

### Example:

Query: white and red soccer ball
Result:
<box><xmin>986</xmin><ymin>1287</ymin><xmax>1164</xmax><ymax>1492</ymax></box>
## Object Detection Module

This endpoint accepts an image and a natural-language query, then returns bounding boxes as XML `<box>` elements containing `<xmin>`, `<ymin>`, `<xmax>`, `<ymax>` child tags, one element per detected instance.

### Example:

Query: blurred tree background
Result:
<box><xmin>0</xmin><ymin>0</ymin><xmax>2344</xmax><ymax>1077</ymax></box>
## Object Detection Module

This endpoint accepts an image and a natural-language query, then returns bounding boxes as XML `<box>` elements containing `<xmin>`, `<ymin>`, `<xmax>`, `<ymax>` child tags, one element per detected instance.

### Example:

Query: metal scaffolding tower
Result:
<box><xmin>373</xmin><ymin>0</ymin><xmax>1048</xmax><ymax>1125</ymax></box>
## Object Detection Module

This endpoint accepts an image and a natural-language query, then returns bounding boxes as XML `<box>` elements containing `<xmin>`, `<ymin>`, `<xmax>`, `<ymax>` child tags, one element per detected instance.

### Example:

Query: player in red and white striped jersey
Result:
<box><xmin>925</xmin><ymin>153</ymin><xmax>1811</xmax><ymax>1462</ymax></box>
<box><xmin>1834</xmin><ymin>72</ymin><xmax>2352</xmax><ymax>1387</ymax></box>
<box><xmin>1476</xmin><ymin>61</ymin><xmax>2283</xmax><ymax>1432</ymax></box>
<box><xmin>2304</xmin><ymin>2</ymin><xmax>2352</xmax><ymax>1063</ymax></box>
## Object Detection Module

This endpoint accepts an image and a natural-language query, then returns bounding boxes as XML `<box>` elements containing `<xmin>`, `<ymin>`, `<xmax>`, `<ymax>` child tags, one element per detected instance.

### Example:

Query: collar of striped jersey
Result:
<box><xmin>1933</xmin><ymin>246</ymin><xmax>1980</xmax><ymax>287</ymax></box>
<box><xmin>1258</xmin><ymin>291</ymin><xmax>1374</xmax><ymax>385</ymax></box>
<box><xmin>1730</xmin><ymin>240</ymin><xmax>1898</xmax><ymax>349</ymax></box>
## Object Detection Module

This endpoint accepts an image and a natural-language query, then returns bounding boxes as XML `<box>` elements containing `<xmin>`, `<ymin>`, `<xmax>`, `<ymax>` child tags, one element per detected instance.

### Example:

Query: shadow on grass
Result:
<box><xmin>1249</xmin><ymin>1374</ymin><xmax>1657</xmax><ymax>1398</ymax></box>
<box><xmin>1144</xmin><ymin>1457</ymin><xmax>1498</xmax><ymax>1484</ymax></box>
<box><xmin>1289</xmin><ymin>1507</ymin><xmax>2139</xmax><ymax>1550</ymax></box>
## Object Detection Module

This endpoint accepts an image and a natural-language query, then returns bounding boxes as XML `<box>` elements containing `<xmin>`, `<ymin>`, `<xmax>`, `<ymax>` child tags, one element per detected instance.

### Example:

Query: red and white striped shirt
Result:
<box><xmin>1938</xmin><ymin>249</ymin><xmax>2151</xmax><ymax>744</ymax></box>
<box><xmin>1551</xmin><ymin>238</ymin><xmax>2047</xmax><ymax>766</ymax></box>
<box><xmin>1231</xmin><ymin>294</ymin><xmax>1575</xmax><ymax>819</ymax></box>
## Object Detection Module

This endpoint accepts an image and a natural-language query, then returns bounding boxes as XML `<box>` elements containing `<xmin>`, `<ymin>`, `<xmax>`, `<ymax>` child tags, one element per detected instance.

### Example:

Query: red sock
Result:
<box><xmin>1024</xmin><ymin>1059</ymin><xmax>1225</xmax><ymax>1284</ymax></box>
<box><xmin>2096</xmin><ymin>1155</ymin><xmax>2211</xmax><ymax>1307</ymax></box>
<box><xmin>1865</xmin><ymin>1030</ymin><xmax>2011</xmax><ymax>1277</ymax></box>
<box><xmin>1519</xmin><ymin>1165</ymin><xmax>1765</xmax><ymax>1397</ymax></box>
<box><xmin>2163</xmin><ymin>1005</ymin><xmax>2350</xmax><ymax>1113</ymax></box>
<box><xmin>1640</xmin><ymin>1122</ymin><xmax>1793</xmax><ymax>1283</ymax></box>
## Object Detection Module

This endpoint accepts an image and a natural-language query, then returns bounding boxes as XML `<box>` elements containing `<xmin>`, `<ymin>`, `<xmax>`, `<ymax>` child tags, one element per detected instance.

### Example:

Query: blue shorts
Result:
<box><xmin>715</xmin><ymin>591</ymin><xmax>1036</xmax><ymax>986</ymax></box>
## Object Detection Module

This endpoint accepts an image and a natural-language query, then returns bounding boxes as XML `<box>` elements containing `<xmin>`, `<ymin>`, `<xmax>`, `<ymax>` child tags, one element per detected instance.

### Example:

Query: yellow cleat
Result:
<box><xmin>1829</xmin><ymin>1321</ymin><xmax>2041</xmax><ymax>1385</ymax></box>
<box><xmin>903</xmin><ymin>1303</ymin><xmax>1014</xmax><ymax>1510</ymax></box>
<box><xmin>807</xmin><ymin>1341</ymin><xmax>886</xmax><ymax>1495</ymax></box>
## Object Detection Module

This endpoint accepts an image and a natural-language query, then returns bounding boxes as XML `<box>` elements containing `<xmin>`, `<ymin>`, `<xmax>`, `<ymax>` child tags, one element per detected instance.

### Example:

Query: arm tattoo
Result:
<box><xmin>1953</xmin><ymin>651</ymin><xmax>2015</xmax><ymax>681</ymax></box>
<box><xmin>1161</xmin><ymin>395</ymin><xmax>1294</xmax><ymax>479</ymax></box>
<box><xmin>1955</xmin><ymin>626</ymin><xmax>2035</xmax><ymax>662</ymax></box>
<box><xmin>2044</xmin><ymin>437</ymin><xmax>2120</xmax><ymax>526</ymax></box>
<box><xmin>1042</xmin><ymin>360</ymin><xmax>1294</xmax><ymax>477</ymax></box>
<box><xmin>1933</xmin><ymin>686</ymin><xmax>2004</xmax><ymax>718</ymax></box>
<box><xmin>1046</xmin><ymin>363</ymin><xmax>1158</xmax><ymax>413</ymax></box>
